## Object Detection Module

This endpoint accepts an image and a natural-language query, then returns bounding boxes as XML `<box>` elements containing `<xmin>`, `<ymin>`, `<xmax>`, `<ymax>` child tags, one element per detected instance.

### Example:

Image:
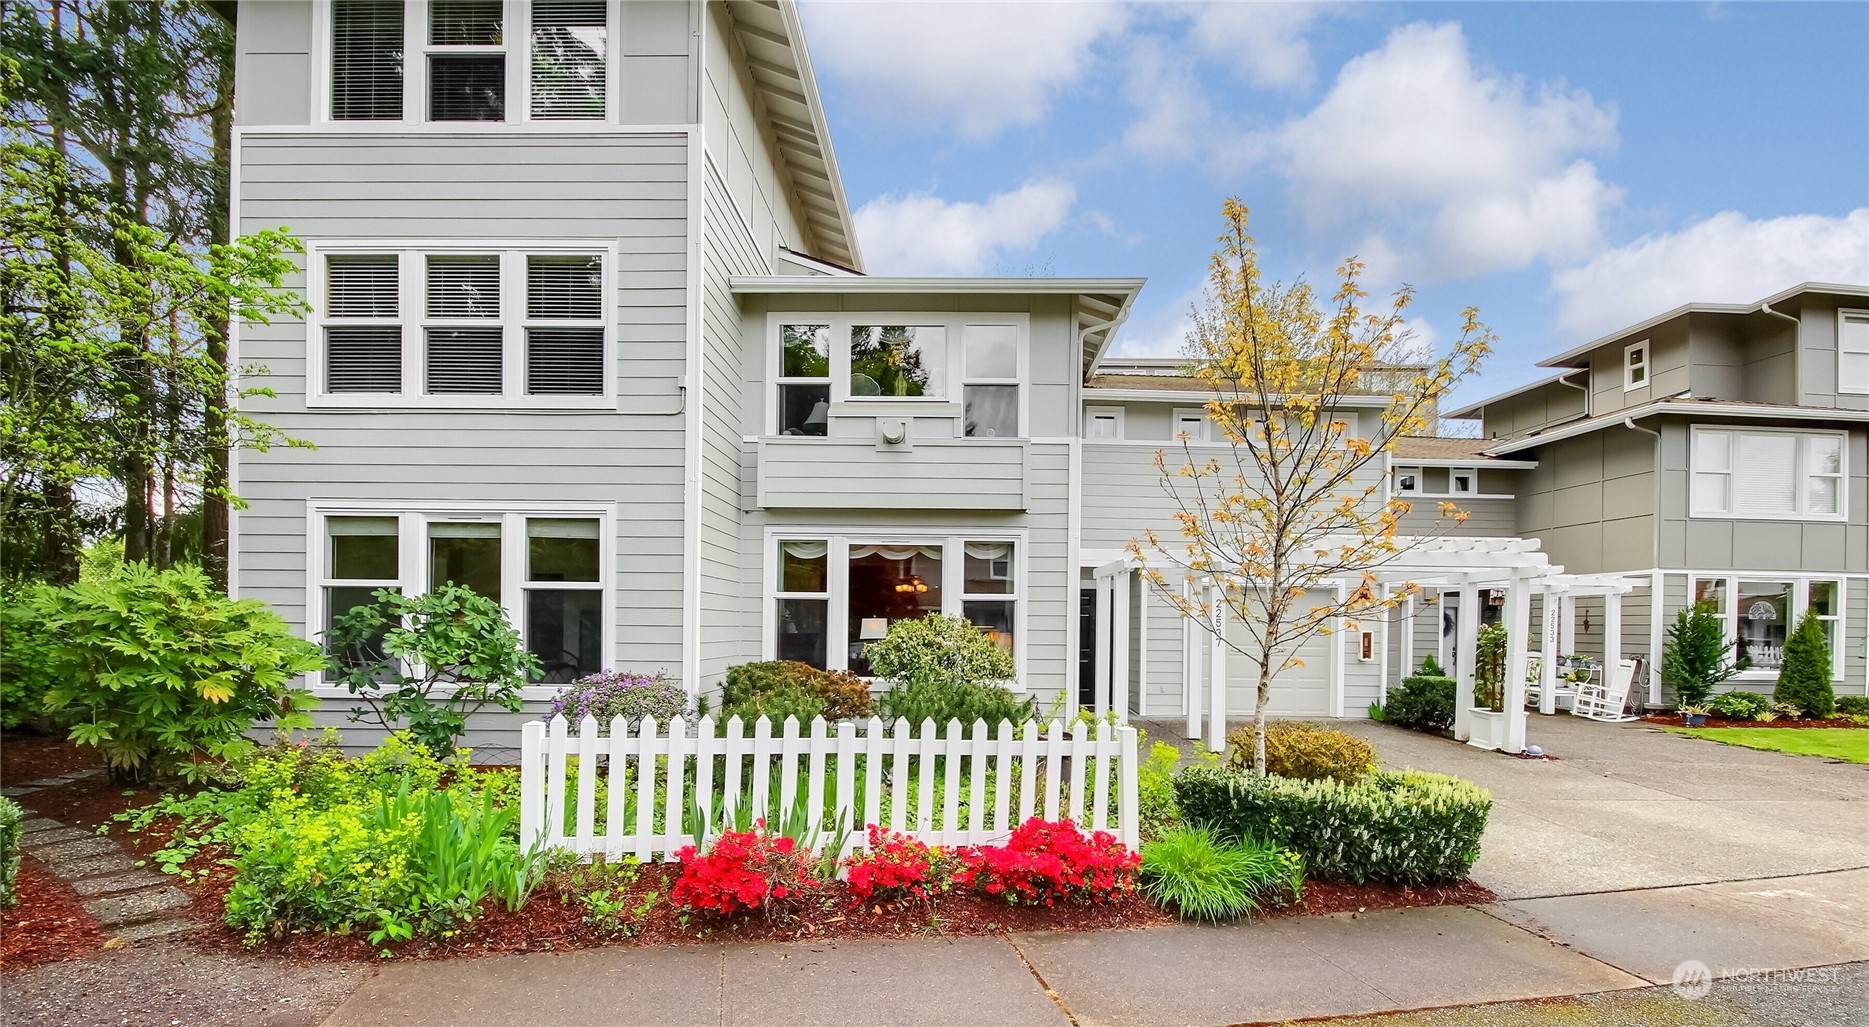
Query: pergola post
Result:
<box><xmin>1400</xmin><ymin>595</ymin><xmax>1416</xmax><ymax>679</ymax></box>
<box><xmin>1559</xmin><ymin>594</ymin><xmax>1577</xmax><ymax>657</ymax></box>
<box><xmin>1453</xmin><ymin>587</ymin><xmax>1481</xmax><ymax>742</ymax></box>
<box><xmin>1540</xmin><ymin>588</ymin><xmax>1561</xmax><ymax>714</ymax></box>
<box><xmin>1503</xmin><ymin>581</ymin><xmax>1531</xmax><ymax>753</ymax></box>
<box><xmin>1112</xmin><ymin>572</ymin><xmax>1131</xmax><ymax>721</ymax></box>
<box><xmin>1093</xmin><ymin>576</ymin><xmax>1112</xmax><ymax>718</ymax></box>
<box><xmin>1183</xmin><ymin>579</ymin><xmax>1201</xmax><ymax>741</ymax></box>
<box><xmin>1604</xmin><ymin>588</ymin><xmax>1625</xmax><ymax>704</ymax></box>
<box><xmin>1208</xmin><ymin>584</ymin><xmax>1228</xmax><ymax>752</ymax></box>
<box><xmin>1135</xmin><ymin>578</ymin><xmax>1148</xmax><ymax>723</ymax></box>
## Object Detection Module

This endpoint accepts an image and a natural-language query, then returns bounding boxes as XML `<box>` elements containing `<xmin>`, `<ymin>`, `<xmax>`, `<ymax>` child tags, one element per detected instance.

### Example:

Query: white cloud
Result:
<box><xmin>800</xmin><ymin>2</ymin><xmax>1129</xmax><ymax>139</ymax></box>
<box><xmin>1120</xmin><ymin>35</ymin><xmax>1214</xmax><ymax>163</ymax></box>
<box><xmin>853</xmin><ymin>179</ymin><xmax>1078</xmax><ymax>276</ymax></box>
<box><xmin>1234</xmin><ymin>21</ymin><xmax>1622</xmax><ymax>279</ymax></box>
<box><xmin>1551</xmin><ymin>209</ymin><xmax>1869</xmax><ymax>339</ymax></box>
<box><xmin>1184</xmin><ymin>2</ymin><xmax>1339</xmax><ymax>91</ymax></box>
<box><xmin>1108</xmin><ymin>281</ymin><xmax>1208</xmax><ymax>358</ymax></box>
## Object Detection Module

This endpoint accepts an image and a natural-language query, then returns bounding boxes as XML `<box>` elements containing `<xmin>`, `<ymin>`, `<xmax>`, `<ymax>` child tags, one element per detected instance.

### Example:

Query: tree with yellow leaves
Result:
<box><xmin>1128</xmin><ymin>199</ymin><xmax>1492</xmax><ymax>775</ymax></box>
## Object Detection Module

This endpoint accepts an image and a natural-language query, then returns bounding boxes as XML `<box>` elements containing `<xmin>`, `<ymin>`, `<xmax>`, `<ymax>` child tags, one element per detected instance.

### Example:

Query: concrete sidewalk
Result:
<box><xmin>319</xmin><ymin>868</ymin><xmax>1869</xmax><ymax>1027</ymax></box>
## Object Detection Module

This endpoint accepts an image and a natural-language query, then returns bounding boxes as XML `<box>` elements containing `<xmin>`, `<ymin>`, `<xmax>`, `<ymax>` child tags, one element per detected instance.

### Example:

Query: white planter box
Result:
<box><xmin>1466</xmin><ymin>707</ymin><xmax>1526</xmax><ymax>752</ymax></box>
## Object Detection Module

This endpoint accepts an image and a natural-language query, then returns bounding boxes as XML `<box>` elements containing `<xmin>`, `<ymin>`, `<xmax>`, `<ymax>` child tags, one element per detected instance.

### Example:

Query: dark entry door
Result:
<box><xmin>1078</xmin><ymin>588</ymin><xmax>1097</xmax><ymax>707</ymax></box>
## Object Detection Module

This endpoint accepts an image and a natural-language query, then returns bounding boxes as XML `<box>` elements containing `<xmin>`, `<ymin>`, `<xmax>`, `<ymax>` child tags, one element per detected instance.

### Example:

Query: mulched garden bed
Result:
<box><xmin>1</xmin><ymin>733</ymin><xmax>103</xmax><ymax>785</ymax></box>
<box><xmin>1641</xmin><ymin>713</ymin><xmax>1868</xmax><ymax>730</ymax></box>
<box><xmin>2</xmin><ymin>855</ymin><xmax>107</xmax><ymax>972</ymax></box>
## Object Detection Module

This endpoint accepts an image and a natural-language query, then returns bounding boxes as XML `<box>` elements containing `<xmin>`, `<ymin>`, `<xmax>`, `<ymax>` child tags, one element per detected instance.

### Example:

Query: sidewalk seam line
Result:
<box><xmin>1473</xmin><ymin>903</ymin><xmax>1657</xmax><ymax>986</ymax></box>
<box><xmin>1003</xmin><ymin>934</ymin><xmax>1080</xmax><ymax>1027</ymax></box>
<box><xmin>1498</xmin><ymin>865</ymin><xmax>1869</xmax><ymax>902</ymax></box>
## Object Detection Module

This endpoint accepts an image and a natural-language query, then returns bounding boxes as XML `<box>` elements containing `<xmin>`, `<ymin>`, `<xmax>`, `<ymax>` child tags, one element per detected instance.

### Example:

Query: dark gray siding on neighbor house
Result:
<box><xmin>233</xmin><ymin>132</ymin><xmax>694</xmax><ymax>719</ymax></box>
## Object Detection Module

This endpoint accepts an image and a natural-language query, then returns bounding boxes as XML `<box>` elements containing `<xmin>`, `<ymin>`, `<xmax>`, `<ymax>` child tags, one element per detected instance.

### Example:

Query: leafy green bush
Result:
<box><xmin>1140</xmin><ymin>827</ymin><xmax>1302</xmax><ymax>921</ymax></box>
<box><xmin>1836</xmin><ymin>695</ymin><xmax>1869</xmax><ymax>718</ymax></box>
<box><xmin>0</xmin><ymin>581</ymin><xmax>57</xmax><ymax>731</ymax></box>
<box><xmin>867</xmin><ymin>614</ymin><xmax>1016</xmax><ymax>690</ymax></box>
<box><xmin>1663</xmin><ymin>602</ymin><xmax>1740</xmax><ymax>708</ymax></box>
<box><xmin>1775</xmin><ymin>613</ymin><xmax>1835</xmax><ymax>719</ymax></box>
<box><xmin>1228</xmin><ymin>721</ymin><xmax>1375</xmax><ymax>784</ymax></box>
<box><xmin>1137</xmin><ymin>741</ymin><xmax>1184</xmax><ymax>839</ymax></box>
<box><xmin>0</xmin><ymin>797</ymin><xmax>21</xmax><ymax>909</ymax></box>
<box><xmin>1174</xmin><ymin>764</ymin><xmax>1492</xmax><ymax>885</ymax></box>
<box><xmin>324</xmin><ymin>584</ymin><xmax>541</xmax><ymax>756</ymax></box>
<box><xmin>1473</xmin><ymin>624</ymin><xmax>1509</xmax><ymax>710</ymax></box>
<box><xmin>1385</xmin><ymin>658</ymin><xmax>1456</xmax><ymax>734</ymax></box>
<box><xmin>721</xmin><ymin>661</ymin><xmax>873</xmax><ymax>723</ymax></box>
<box><xmin>35</xmin><ymin>564</ymin><xmax>324</xmax><ymax>783</ymax></box>
<box><xmin>876</xmin><ymin>677</ymin><xmax>1035</xmax><ymax>727</ymax></box>
<box><xmin>1708</xmin><ymin>691</ymin><xmax>1772</xmax><ymax>720</ymax></box>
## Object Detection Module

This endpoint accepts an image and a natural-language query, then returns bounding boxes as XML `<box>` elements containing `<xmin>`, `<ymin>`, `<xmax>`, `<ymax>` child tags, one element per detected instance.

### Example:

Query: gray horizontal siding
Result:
<box><xmin>756</xmin><ymin>439</ymin><xmax>1029</xmax><ymax>511</ymax></box>
<box><xmin>1399</xmin><ymin>495</ymin><xmax>1516</xmax><ymax>538</ymax></box>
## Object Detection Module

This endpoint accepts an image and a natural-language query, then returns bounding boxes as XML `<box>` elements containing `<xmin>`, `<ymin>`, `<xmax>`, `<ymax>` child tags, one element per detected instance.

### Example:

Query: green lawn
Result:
<box><xmin>1666</xmin><ymin>726</ymin><xmax>1869</xmax><ymax>764</ymax></box>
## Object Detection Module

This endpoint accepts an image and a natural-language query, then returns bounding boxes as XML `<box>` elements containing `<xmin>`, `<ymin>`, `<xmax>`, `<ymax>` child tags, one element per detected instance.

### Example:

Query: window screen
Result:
<box><xmin>331</xmin><ymin>0</ymin><xmax>404</xmax><ymax>120</ymax></box>
<box><xmin>530</xmin><ymin>0</ymin><xmax>607</xmax><ymax>120</ymax></box>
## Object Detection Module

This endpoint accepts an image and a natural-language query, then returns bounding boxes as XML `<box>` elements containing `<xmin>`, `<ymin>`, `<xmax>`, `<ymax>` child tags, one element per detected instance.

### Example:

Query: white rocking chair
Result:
<box><xmin>1572</xmin><ymin>657</ymin><xmax>1642</xmax><ymax>722</ymax></box>
<box><xmin>1523</xmin><ymin>656</ymin><xmax>1583</xmax><ymax>712</ymax></box>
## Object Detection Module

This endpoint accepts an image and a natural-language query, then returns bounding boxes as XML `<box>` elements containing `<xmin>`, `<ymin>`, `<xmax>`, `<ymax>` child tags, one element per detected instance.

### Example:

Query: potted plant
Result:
<box><xmin>1467</xmin><ymin>624</ymin><xmax>1524</xmax><ymax>750</ymax></box>
<box><xmin>1679</xmin><ymin>704</ymin><xmax>1711</xmax><ymax>727</ymax></box>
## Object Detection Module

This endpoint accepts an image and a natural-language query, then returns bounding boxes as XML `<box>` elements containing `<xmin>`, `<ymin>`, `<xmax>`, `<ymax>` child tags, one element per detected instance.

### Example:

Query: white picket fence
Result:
<box><xmin>518</xmin><ymin>714</ymin><xmax>1140</xmax><ymax>861</ymax></box>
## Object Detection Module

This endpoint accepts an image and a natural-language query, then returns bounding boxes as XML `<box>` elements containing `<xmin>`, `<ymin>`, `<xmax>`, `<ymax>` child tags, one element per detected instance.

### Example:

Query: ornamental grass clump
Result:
<box><xmin>550</xmin><ymin>670</ymin><xmax>690</xmax><ymax>728</ymax></box>
<box><xmin>1174</xmin><ymin>765</ymin><xmax>1491</xmax><ymax>885</ymax></box>
<box><xmin>950</xmin><ymin>817</ymin><xmax>1139</xmax><ymax>906</ymax></box>
<box><xmin>1140</xmin><ymin>827</ymin><xmax>1302</xmax><ymax>921</ymax></box>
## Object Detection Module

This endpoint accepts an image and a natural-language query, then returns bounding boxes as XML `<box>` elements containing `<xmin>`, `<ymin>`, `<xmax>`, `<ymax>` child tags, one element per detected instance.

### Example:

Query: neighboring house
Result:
<box><xmin>1445</xmin><ymin>283</ymin><xmax>1869</xmax><ymax>704</ymax></box>
<box><xmin>227</xmin><ymin>1</ymin><xmax>1864</xmax><ymax>755</ymax></box>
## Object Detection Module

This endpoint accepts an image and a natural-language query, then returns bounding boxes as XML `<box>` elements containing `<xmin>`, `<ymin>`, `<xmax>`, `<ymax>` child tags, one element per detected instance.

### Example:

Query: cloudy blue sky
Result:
<box><xmin>796</xmin><ymin>1</ymin><xmax>1869</xmax><ymax>405</ymax></box>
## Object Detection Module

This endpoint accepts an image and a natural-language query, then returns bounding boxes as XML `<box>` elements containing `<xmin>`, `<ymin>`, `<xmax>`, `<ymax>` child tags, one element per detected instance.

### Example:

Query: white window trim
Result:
<box><xmin>1624</xmin><ymin>340</ymin><xmax>1649</xmax><ymax>392</ymax></box>
<box><xmin>305</xmin><ymin>499</ymin><xmax>616</xmax><ymax>700</ymax></box>
<box><xmin>1084</xmin><ymin>405</ymin><xmax>1125</xmax><ymax>441</ymax></box>
<box><xmin>760</xmin><ymin>529</ymin><xmax>1029</xmax><ymax>691</ymax></box>
<box><xmin>305</xmin><ymin>239</ymin><xmax>618</xmax><ymax>409</ymax></box>
<box><xmin>1394</xmin><ymin>464</ymin><xmax>1422</xmax><ymax>495</ymax></box>
<box><xmin>1689</xmin><ymin>574</ymin><xmax>1846</xmax><ymax>683</ymax></box>
<box><xmin>1688</xmin><ymin>425</ymin><xmax>1847</xmax><ymax>522</ymax></box>
<box><xmin>316</xmin><ymin>0</ymin><xmax>624</xmax><ymax>128</ymax></box>
<box><xmin>1171</xmin><ymin>407</ymin><xmax>1210</xmax><ymax>443</ymax></box>
<box><xmin>1449</xmin><ymin>466</ymin><xmax>1477</xmax><ymax>495</ymax></box>
<box><xmin>763</xmin><ymin>313</ymin><xmax>1030</xmax><ymax>437</ymax></box>
<box><xmin>1838</xmin><ymin>308</ymin><xmax>1869</xmax><ymax>396</ymax></box>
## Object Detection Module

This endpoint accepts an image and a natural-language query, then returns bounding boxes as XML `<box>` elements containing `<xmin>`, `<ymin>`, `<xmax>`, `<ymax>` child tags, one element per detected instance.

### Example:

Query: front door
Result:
<box><xmin>1078</xmin><ymin>587</ymin><xmax>1097</xmax><ymax>707</ymax></box>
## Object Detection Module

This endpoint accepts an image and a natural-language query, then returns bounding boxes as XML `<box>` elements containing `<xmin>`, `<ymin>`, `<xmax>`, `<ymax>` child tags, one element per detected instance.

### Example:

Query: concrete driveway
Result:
<box><xmin>1335</xmin><ymin>716</ymin><xmax>1869</xmax><ymax>899</ymax></box>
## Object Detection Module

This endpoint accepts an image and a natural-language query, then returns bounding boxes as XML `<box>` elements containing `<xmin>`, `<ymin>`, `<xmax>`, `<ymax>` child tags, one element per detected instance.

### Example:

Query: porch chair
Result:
<box><xmin>1522</xmin><ymin>655</ymin><xmax>1581</xmax><ymax>712</ymax></box>
<box><xmin>1571</xmin><ymin>657</ymin><xmax>1642</xmax><ymax>722</ymax></box>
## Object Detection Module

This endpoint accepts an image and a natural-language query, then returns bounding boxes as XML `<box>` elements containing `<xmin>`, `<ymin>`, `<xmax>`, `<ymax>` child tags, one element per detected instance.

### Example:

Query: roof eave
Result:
<box><xmin>728</xmin><ymin>276</ymin><xmax>1148</xmax><ymax>295</ymax></box>
<box><xmin>1534</xmin><ymin>282</ymin><xmax>1869</xmax><ymax>369</ymax></box>
<box><xmin>1483</xmin><ymin>400</ymin><xmax>1869</xmax><ymax>456</ymax></box>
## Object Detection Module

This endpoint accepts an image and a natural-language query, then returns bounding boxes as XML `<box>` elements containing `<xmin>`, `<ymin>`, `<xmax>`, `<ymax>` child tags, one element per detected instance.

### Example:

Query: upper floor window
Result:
<box><xmin>1838</xmin><ymin>309</ymin><xmax>1869</xmax><ymax>395</ymax></box>
<box><xmin>1450</xmin><ymin>467</ymin><xmax>1476</xmax><ymax>494</ymax></box>
<box><xmin>329</xmin><ymin>0</ymin><xmax>610</xmax><ymax>124</ymax></box>
<box><xmin>1394</xmin><ymin>465</ymin><xmax>1421</xmax><ymax>495</ymax></box>
<box><xmin>1624</xmin><ymin>340</ymin><xmax>1648</xmax><ymax>391</ymax></box>
<box><xmin>768</xmin><ymin>314</ymin><xmax>1027</xmax><ymax>437</ymax></box>
<box><xmin>311</xmin><ymin>242</ymin><xmax>612</xmax><ymax>408</ymax></box>
<box><xmin>1173</xmin><ymin>408</ymin><xmax>1210</xmax><ymax>443</ymax></box>
<box><xmin>1085</xmin><ymin>407</ymin><xmax>1124</xmax><ymax>440</ymax></box>
<box><xmin>1691</xmin><ymin>426</ymin><xmax>1844</xmax><ymax>520</ymax></box>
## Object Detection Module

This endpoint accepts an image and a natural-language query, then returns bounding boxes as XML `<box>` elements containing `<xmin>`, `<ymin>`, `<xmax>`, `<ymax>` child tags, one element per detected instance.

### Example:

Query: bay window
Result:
<box><xmin>1690</xmin><ymin>427</ymin><xmax>1845</xmax><ymax>520</ymax></box>
<box><xmin>768</xmin><ymin>535</ymin><xmax>1023</xmax><ymax>682</ymax></box>
<box><xmin>767</xmin><ymin>314</ymin><xmax>1026</xmax><ymax>437</ymax></box>
<box><xmin>312</xmin><ymin>506</ymin><xmax>611</xmax><ymax>689</ymax></box>
<box><xmin>310</xmin><ymin>243</ymin><xmax>613</xmax><ymax>407</ymax></box>
<box><xmin>1690</xmin><ymin>575</ymin><xmax>1843</xmax><ymax>679</ymax></box>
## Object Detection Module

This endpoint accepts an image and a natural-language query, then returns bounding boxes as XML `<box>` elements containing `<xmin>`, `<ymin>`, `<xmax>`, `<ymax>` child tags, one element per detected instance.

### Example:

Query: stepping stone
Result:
<box><xmin>19</xmin><ymin>777</ymin><xmax>71</xmax><ymax>789</ymax></box>
<box><xmin>56</xmin><ymin>769</ymin><xmax>100</xmax><ymax>780</ymax></box>
<box><xmin>72</xmin><ymin>874</ymin><xmax>170</xmax><ymax>898</ymax></box>
<box><xmin>32</xmin><ymin>835</ymin><xmax>117</xmax><ymax>862</ymax></box>
<box><xmin>1</xmin><ymin>786</ymin><xmax>38</xmax><ymax>797</ymax></box>
<box><xmin>22</xmin><ymin>826</ymin><xmax>93</xmax><ymax>847</ymax></box>
<box><xmin>111</xmin><ymin>918</ymin><xmax>198</xmax><ymax>943</ymax></box>
<box><xmin>84</xmin><ymin>885</ymin><xmax>190</xmax><ymax>927</ymax></box>
<box><xmin>48</xmin><ymin>852</ymin><xmax>139</xmax><ymax>878</ymax></box>
<box><xmin>20</xmin><ymin>817</ymin><xmax>62</xmax><ymax>835</ymax></box>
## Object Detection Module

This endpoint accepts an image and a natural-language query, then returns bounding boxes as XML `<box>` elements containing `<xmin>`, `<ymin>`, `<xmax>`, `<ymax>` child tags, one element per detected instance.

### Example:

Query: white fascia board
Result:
<box><xmin>1445</xmin><ymin>369</ymin><xmax>1586</xmax><ymax>419</ymax></box>
<box><xmin>1084</xmin><ymin>389</ymin><xmax>1394</xmax><ymax>407</ymax></box>
<box><xmin>1484</xmin><ymin>401</ymin><xmax>1869</xmax><ymax>456</ymax></box>
<box><xmin>1401</xmin><ymin>456</ymin><xmax>1539</xmax><ymax>470</ymax></box>
<box><xmin>728</xmin><ymin>276</ymin><xmax>1147</xmax><ymax>295</ymax></box>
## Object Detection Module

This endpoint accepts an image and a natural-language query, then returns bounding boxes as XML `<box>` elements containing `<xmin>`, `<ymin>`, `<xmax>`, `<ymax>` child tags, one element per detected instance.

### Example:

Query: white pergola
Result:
<box><xmin>1094</xmin><ymin>536</ymin><xmax>1640</xmax><ymax>754</ymax></box>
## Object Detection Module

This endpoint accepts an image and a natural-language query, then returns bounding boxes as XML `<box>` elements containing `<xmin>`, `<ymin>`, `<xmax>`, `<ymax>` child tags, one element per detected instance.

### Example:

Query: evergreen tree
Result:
<box><xmin>1661</xmin><ymin>601</ymin><xmax>1739</xmax><ymax>708</ymax></box>
<box><xmin>1775</xmin><ymin>613</ymin><xmax>1835</xmax><ymax>718</ymax></box>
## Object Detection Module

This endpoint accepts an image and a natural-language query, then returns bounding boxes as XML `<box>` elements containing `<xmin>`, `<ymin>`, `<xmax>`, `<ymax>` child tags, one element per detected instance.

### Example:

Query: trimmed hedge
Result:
<box><xmin>1228</xmin><ymin>721</ymin><xmax>1375</xmax><ymax>784</ymax></box>
<box><xmin>0</xmin><ymin>796</ymin><xmax>22</xmax><ymax>908</ymax></box>
<box><xmin>722</xmin><ymin>661</ymin><xmax>874</xmax><ymax>722</ymax></box>
<box><xmin>1173</xmin><ymin>765</ymin><xmax>1491</xmax><ymax>885</ymax></box>
<box><xmin>1385</xmin><ymin>671</ymin><xmax>1456</xmax><ymax>734</ymax></box>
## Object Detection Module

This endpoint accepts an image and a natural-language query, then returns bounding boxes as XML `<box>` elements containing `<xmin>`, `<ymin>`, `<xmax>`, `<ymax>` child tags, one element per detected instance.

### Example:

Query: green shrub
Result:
<box><xmin>325</xmin><ymin>584</ymin><xmax>540</xmax><ymax>756</ymax></box>
<box><xmin>1663</xmin><ymin>602</ymin><xmax>1741</xmax><ymax>708</ymax></box>
<box><xmin>36</xmin><ymin>564</ymin><xmax>324</xmax><ymax>783</ymax></box>
<box><xmin>721</xmin><ymin>661</ymin><xmax>873</xmax><ymax>722</ymax></box>
<box><xmin>0</xmin><ymin>582</ymin><xmax>57</xmax><ymax>731</ymax></box>
<box><xmin>866</xmin><ymin>614</ymin><xmax>1016</xmax><ymax>691</ymax></box>
<box><xmin>1385</xmin><ymin>659</ymin><xmax>1456</xmax><ymax>734</ymax></box>
<box><xmin>876</xmin><ymin>677</ymin><xmax>1034</xmax><ymax>728</ymax></box>
<box><xmin>1775</xmin><ymin>613</ymin><xmax>1836</xmax><ymax>719</ymax></box>
<box><xmin>1140</xmin><ymin>827</ymin><xmax>1303</xmax><ymax>921</ymax></box>
<box><xmin>1473</xmin><ymin>624</ymin><xmax>1509</xmax><ymax>710</ymax></box>
<box><xmin>1228</xmin><ymin>721</ymin><xmax>1375</xmax><ymax>784</ymax></box>
<box><xmin>1174</xmin><ymin>764</ymin><xmax>1492</xmax><ymax>885</ymax></box>
<box><xmin>1836</xmin><ymin>695</ymin><xmax>1869</xmax><ymax>717</ymax></box>
<box><xmin>0</xmin><ymin>797</ymin><xmax>21</xmax><ymax>909</ymax></box>
<box><xmin>1708</xmin><ymin>691</ymin><xmax>1772</xmax><ymax>720</ymax></box>
<box><xmin>1137</xmin><ymin>741</ymin><xmax>1184</xmax><ymax>839</ymax></box>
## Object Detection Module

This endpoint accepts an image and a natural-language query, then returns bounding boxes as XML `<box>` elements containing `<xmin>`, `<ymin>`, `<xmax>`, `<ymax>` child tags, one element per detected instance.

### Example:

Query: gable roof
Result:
<box><xmin>1534</xmin><ymin>281</ymin><xmax>1869</xmax><ymax>370</ymax></box>
<box><xmin>722</xmin><ymin>1</ymin><xmax>862</xmax><ymax>270</ymax></box>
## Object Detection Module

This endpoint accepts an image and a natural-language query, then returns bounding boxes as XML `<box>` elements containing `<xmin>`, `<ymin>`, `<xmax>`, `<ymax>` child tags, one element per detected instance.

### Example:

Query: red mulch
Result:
<box><xmin>1269</xmin><ymin>877</ymin><xmax>1495</xmax><ymax>918</ymax></box>
<box><xmin>1642</xmin><ymin>713</ymin><xmax>1868</xmax><ymax>730</ymax></box>
<box><xmin>2</xmin><ymin>855</ymin><xmax>107</xmax><ymax>972</ymax></box>
<box><xmin>1</xmin><ymin>734</ymin><xmax>103</xmax><ymax>785</ymax></box>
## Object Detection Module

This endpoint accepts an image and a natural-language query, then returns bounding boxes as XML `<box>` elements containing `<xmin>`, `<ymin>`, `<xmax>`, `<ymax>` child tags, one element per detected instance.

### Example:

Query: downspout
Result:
<box><xmin>1624</xmin><ymin>414</ymin><xmax>1664</xmax><ymax>706</ymax></box>
<box><xmin>1557</xmin><ymin>367</ymin><xmax>1590</xmax><ymax>417</ymax></box>
<box><xmin>1760</xmin><ymin>300</ymin><xmax>1801</xmax><ymax>403</ymax></box>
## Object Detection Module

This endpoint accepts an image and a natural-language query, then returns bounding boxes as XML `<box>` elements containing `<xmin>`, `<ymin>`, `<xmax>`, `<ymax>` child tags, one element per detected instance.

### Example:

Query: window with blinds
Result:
<box><xmin>525</xmin><ymin>256</ymin><xmax>604</xmax><ymax>395</ymax></box>
<box><xmin>1839</xmin><ymin>310</ymin><xmax>1869</xmax><ymax>395</ymax></box>
<box><xmin>324</xmin><ymin>256</ymin><xmax>403</xmax><ymax>393</ymax></box>
<box><xmin>424</xmin><ymin>256</ymin><xmax>503</xmax><ymax>394</ymax></box>
<box><xmin>428</xmin><ymin>0</ymin><xmax>506</xmax><ymax>121</ymax></box>
<box><xmin>330</xmin><ymin>0</ymin><xmax>404</xmax><ymax>120</ymax></box>
<box><xmin>1691</xmin><ymin>427</ymin><xmax>1845</xmax><ymax>520</ymax></box>
<box><xmin>531</xmin><ymin>0</ymin><xmax>607</xmax><ymax>120</ymax></box>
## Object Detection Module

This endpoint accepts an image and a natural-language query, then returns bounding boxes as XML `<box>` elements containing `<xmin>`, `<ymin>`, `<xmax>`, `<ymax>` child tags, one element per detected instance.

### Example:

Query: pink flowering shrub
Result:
<box><xmin>670</xmin><ymin>821</ymin><xmax>818</xmax><ymax>919</ymax></box>
<box><xmin>951</xmin><ymin>818</ymin><xmax>1140</xmax><ymax>906</ymax></box>
<box><xmin>843</xmin><ymin>827</ymin><xmax>947</xmax><ymax>905</ymax></box>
